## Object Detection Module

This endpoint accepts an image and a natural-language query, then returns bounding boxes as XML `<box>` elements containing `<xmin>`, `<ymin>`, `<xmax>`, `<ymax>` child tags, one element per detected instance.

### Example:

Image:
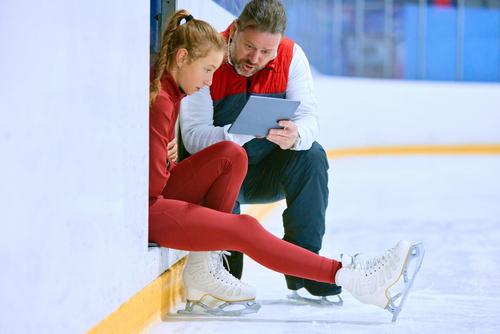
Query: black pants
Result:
<box><xmin>226</xmin><ymin>138</ymin><xmax>329</xmax><ymax>290</ymax></box>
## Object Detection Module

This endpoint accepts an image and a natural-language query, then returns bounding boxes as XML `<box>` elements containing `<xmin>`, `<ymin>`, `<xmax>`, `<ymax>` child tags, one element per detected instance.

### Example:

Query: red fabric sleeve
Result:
<box><xmin>149</xmin><ymin>93</ymin><xmax>176</xmax><ymax>200</ymax></box>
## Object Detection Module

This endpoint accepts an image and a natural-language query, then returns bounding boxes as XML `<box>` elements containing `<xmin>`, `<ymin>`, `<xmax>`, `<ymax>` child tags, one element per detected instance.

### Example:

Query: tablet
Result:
<box><xmin>228</xmin><ymin>96</ymin><xmax>300</xmax><ymax>136</ymax></box>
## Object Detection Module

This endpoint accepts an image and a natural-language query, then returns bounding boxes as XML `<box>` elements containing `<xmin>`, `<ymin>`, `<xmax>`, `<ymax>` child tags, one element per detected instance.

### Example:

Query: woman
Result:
<box><xmin>149</xmin><ymin>9</ymin><xmax>424</xmax><ymax>320</ymax></box>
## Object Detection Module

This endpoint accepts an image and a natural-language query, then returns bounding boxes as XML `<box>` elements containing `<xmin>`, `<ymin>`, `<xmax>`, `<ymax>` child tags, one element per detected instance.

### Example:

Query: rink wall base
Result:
<box><xmin>87</xmin><ymin>257</ymin><xmax>187</xmax><ymax>334</ymax></box>
<box><xmin>85</xmin><ymin>203</ymin><xmax>287</xmax><ymax>333</ymax></box>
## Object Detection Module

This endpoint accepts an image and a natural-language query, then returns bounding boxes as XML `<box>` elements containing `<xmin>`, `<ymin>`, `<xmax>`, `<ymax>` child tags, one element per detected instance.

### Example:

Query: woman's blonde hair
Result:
<box><xmin>150</xmin><ymin>10</ymin><xmax>226</xmax><ymax>106</ymax></box>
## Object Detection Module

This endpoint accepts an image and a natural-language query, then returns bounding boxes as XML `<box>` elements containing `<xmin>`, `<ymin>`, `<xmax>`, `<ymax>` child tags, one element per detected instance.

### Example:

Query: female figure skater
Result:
<box><xmin>149</xmin><ymin>9</ymin><xmax>424</xmax><ymax>321</ymax></box>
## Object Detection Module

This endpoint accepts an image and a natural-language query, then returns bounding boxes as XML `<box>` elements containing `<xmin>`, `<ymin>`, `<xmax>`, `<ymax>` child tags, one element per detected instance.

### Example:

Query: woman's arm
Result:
<box><xmin>149</xmin><ymin>94</ymin><xmax>175</xmax><ymax>200</ymax></box>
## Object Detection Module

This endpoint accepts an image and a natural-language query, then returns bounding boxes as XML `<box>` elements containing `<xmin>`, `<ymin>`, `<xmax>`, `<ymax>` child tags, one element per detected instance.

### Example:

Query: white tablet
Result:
<box><xmin>228</xmin><ymin>96</ymin><xmax>300</xmax><ymax>136</ymax></box>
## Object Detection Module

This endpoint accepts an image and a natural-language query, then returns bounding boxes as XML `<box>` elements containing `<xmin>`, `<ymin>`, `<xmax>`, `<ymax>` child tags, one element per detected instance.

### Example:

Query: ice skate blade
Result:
<box><xmin>287</xmin><ymin>290</ymin><xmax>343</xmax><ymax>307</ymax></box>
<box><xmin>386</xmin><ymin>242</ymin><xmax>425</xmax><ymax>322</ymax></box>
<box><xmin>177</xmin><ymin>299</ymin><xmax>261</xmax><ymax>316</ymax></box>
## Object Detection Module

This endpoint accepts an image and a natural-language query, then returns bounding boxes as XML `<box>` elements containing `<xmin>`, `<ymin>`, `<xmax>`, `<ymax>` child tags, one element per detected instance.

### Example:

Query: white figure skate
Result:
<box><xmin>335</xmin><ymin>240</ymin><xmax>425</xmax><ymax>322</ymax></box>
<box><xmin>179</xmin><ymin>251</ymin><xmax>260</xmax><ymax>316</ymax></box>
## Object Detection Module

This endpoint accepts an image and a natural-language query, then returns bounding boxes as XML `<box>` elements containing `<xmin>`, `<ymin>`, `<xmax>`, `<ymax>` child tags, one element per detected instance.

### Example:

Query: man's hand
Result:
<box><xmin>266</xmin><ymin>120</ymin><xmax>299</xmax><ymax>150</ymax></box>
<box><xmin>167</xmin><ymin>138</ymin><xmax>177</xmax><ymax>162</ymax></box>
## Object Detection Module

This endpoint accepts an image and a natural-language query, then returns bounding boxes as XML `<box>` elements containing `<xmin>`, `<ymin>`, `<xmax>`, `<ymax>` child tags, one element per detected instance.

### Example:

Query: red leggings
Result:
<box><xmin>149</xmin><ymin>141</ymin><xmax>340</xmax><ymax>284</ymax></box>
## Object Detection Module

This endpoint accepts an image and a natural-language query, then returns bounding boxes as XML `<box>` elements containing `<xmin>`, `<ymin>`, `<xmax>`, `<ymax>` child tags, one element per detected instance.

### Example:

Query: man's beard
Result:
<box><xmin>228</xmin><ymin>38</ymin><xmax>264</xmax><ymax>77</ymax></box>
<box><xmin>232</xmin><ymin>59</ymin><xmax>263</xmax><ymax>77</ymax></box>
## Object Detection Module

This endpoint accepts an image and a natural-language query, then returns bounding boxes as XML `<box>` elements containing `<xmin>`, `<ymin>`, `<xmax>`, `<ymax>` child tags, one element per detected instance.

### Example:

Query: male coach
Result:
<box><xmin>179</xmin><ymin>0</ymin><xmax>341</xmax><ymax>300</ymax></box>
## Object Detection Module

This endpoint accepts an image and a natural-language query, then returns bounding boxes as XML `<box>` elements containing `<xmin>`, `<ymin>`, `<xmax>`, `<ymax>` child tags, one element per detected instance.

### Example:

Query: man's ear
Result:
<box><xmin>175</xmin><ymin>48</ymin><xmax>189</xmax><ymax>67</ymax></box>
<box><xmin>229</xmin><ymin>20</ymin><xmax>238</xmax><ymax>39</ymax></box>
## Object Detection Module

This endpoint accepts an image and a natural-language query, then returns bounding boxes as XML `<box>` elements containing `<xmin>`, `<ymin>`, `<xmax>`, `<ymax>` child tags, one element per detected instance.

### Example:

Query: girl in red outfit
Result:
<box><xmin>149</xmin><ymin>9</ymin><xmax>422</xmax><ymax>319</ymax></box>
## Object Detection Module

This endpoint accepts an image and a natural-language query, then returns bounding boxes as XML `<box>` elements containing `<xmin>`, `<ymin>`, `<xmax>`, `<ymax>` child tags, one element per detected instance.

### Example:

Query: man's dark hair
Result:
<box><xmin>236</xmin><ymin>0</ymin><xmax>287</xmax><ymax>34</ymax></box>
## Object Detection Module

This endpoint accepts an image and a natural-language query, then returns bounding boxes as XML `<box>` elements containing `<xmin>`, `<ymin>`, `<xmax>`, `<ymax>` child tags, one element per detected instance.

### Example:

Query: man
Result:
<box><xmin>179</xmin><ymin>0</ymin><xmax>341</xmax><ymax>300</ymax></box>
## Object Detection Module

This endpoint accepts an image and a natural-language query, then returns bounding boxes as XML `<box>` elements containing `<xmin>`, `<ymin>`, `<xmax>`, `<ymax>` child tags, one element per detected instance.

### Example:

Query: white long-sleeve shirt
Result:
<box><xmin>180</xmin><ymin>43</ymin><xmax>319</xmax><ymax>154</ymax></box>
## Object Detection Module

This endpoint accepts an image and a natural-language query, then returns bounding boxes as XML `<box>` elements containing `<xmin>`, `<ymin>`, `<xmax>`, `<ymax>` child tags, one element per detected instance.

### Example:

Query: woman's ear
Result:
<box><xmin>175</xmin><ymin>48</ymin><xmax>189</xmax><ymax>68</ymax></box>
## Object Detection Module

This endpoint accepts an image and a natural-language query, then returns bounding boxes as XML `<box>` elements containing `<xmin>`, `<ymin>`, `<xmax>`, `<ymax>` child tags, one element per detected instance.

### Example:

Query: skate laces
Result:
<box><xmin>210</xmin><ymin>251</ymin><xmax>244</xmax><ymax>287</ymax></box>
<box><xmin>342</xmin><ymin>245</ymin><xmax>396</xmax><ymax>275</ymax></box>
<box><xmin>221</xmin><ymin>251</ymin><xmax>231</xmax><ymax>272</ymax></box>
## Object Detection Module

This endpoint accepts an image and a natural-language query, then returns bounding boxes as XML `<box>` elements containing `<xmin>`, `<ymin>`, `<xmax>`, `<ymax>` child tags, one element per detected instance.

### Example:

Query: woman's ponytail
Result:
<box><xmin>150</xmin><ymin>10</ymin><xmax>193</xmax><ymax>106</ymax></box>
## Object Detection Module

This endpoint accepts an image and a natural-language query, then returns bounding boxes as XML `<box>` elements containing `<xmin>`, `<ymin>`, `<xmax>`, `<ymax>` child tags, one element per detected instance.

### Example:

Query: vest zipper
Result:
<box><xmin>245</xmin><ymin>77</ymin><xmax>252</xmax><ymax>102</ymax></box>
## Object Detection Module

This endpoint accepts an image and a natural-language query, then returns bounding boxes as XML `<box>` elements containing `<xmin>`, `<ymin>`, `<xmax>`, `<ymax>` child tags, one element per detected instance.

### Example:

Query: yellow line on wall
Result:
<box><xmin>87</xmin><ymin>257</ymin><xmax>186</xmax><ymax>334</ymax></box>
<box><xmin>86</xmin><ymin>203</ymin><xmax>284</xmax><ymax>334</ymax></box>
<box><xmin>247</xmin><ymin>144</ymin><xmax>500</xmax><ymax>224</ymax></box>
<box><xmin>327</xmin><ymin>144</ymin><xmax>500</xmax><ymax>159</ymax></box>
<box><xmin>87</xmin><ymin>143</ymin><xmax>500</xmax><ymax>333</ymax></box>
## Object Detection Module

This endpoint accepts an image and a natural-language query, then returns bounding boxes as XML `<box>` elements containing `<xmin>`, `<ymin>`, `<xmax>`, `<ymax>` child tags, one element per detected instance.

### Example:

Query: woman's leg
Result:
<box><xmin>162</xmin><ymin>141</ymin><xmax>247</xmax><ymax>213</ymax></box>
<box><xmin>149</xmin><ymin>198</ymin><xmax>341</xmax><ymax>284</ymax></box>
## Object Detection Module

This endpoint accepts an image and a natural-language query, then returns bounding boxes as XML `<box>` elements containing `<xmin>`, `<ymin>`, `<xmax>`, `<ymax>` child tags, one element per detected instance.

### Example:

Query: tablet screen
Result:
<box><xmin>228</xmin><ymin>96</ymin><xmax>300</xmax><ymax>136</ymax></box>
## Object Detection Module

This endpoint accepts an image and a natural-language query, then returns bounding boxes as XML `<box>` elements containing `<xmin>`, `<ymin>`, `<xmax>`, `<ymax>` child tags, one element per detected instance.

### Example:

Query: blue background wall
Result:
<box><xmin>404</xmin><ymin>5</ymin><xmax>500</xmax><ymax>82</ymax></box>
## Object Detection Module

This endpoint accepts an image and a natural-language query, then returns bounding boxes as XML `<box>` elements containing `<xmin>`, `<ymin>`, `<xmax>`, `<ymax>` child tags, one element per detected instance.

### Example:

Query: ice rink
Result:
<box><xmin>147</xmin><ymin>154</ymin><xmax>500</xmax><ymax>334</ymax></box>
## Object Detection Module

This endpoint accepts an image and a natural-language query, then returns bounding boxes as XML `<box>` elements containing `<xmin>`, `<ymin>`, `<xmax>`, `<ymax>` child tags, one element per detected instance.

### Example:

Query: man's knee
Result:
<box><xmin>295</xmin><ymin>142</ymin><xmax>328</xmax><ymax>171</ymax></box>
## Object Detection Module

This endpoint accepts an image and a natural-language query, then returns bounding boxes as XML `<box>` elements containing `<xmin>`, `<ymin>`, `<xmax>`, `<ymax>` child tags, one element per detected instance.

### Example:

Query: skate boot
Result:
<box><xmin>179</xmin><ymin>251</ymin><xmax>260</xmax><ymax>316</ymax></box>
<box><xmin>335</xmin><ymin>240</ymin><xmax>425</xmax><ymax>322</ymax></box>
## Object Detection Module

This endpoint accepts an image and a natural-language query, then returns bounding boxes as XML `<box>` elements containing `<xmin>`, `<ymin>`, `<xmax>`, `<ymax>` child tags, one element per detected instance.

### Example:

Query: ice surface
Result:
<box><xmin>148</xmin><ymin>155</ymin><xmax>500</xmax><ymax>334</ymax></box>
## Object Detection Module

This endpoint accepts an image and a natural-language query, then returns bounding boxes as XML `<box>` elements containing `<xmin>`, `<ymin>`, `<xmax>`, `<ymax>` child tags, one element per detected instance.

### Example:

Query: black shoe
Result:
<box><xmin>286</xmin><ymin>275</ymin><xmax>342</xmax><ymax>296</ymax></box>
<box><xmin>303</xmin><ymin>279</ymin><xmax>342</xmax><ymax>296</ymax></box>
<box><xmin>223</xmin><ymin>250</ymin><xmax>243</xmax><ymax>279</ymax></box>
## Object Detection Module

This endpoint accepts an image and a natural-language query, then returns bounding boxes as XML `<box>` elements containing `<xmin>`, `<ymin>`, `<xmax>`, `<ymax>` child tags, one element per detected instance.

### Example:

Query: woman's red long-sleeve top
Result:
<box><xmin>149</xmin><ymin>73</ymin><xmax>186</xmax><ymax>203</ymax></box>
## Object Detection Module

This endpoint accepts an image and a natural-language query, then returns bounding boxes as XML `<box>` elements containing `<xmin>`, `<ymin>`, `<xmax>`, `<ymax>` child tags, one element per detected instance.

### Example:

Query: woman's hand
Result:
<box><xmin>167</xmin><ymin>138</ymin><xmax>178</xmax><ymax>163</ymax></box>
